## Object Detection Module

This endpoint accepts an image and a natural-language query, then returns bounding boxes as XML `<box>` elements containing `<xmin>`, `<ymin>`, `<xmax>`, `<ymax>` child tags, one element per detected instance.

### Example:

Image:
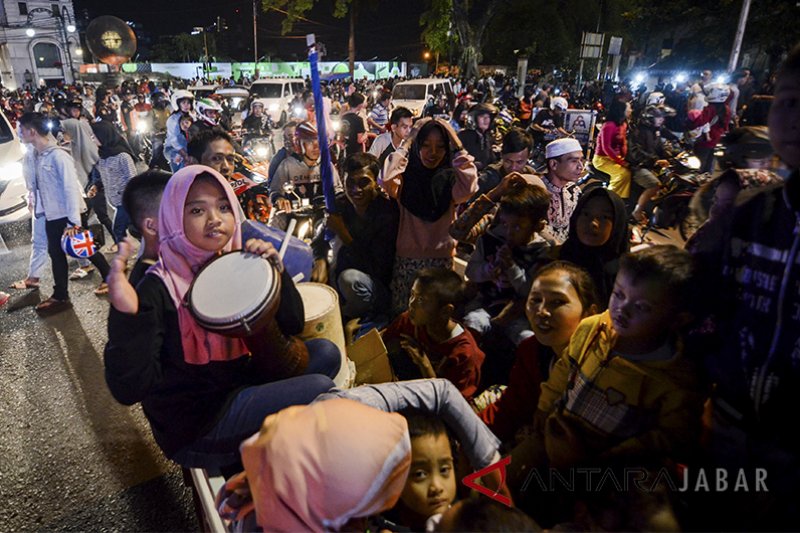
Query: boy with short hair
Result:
<box><xmin>382</xmin><ymin>268</ymin><xmax>485</xmax><ymax>400</ymax></box>
<box><xmin>534</xmin><ymin>245</ymin><xmax>706</xmax><ymax>469</ymax></box>
<box><xmin>121</xmin><ymin>170</ymin><xmax>171</xmax><ymax>286</ymax></box>
<box><xmin>463</xmin><ymin>182</ymin><xmax>551</xmax><ymax>345</ymax></box>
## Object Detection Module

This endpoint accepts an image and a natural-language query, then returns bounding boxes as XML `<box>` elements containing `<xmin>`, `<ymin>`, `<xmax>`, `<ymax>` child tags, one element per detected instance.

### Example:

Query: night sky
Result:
<box><xmin>72</xmin><ymin>0</ymin><xmax>429</xmax><ymax>62</ymax></box>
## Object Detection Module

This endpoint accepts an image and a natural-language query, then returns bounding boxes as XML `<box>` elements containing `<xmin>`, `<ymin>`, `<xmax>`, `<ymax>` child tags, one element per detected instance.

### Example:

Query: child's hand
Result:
<box><xmin>400</xmin><ymin>334</ymin><xmax>436</xmax><ymax>378</ymax></box>
<box><xmin>244</xmin><ymin>239</ymin><xmax>284</xmax><ymax>273</ymax></box>
<box><xmin>488</xmin><ymin>172</ymin><xmax>526</xmax><ymax>202</ymax></box>
<box><xmin>108</xmin><ymin>237</ymin><xmax>139</xmax><ymax>315</ymax></box>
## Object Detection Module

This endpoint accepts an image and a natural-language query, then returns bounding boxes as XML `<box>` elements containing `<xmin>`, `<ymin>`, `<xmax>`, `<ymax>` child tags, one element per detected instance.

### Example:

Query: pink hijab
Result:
<box><xmin>148</xmin><ymin>165</ymin><xmax>248</xmax><ymax>365</ymax></box>
<box><xmin>240</xmin><ymin>399</ymin><xmax>412</xmax><ymax>532</ymax></box>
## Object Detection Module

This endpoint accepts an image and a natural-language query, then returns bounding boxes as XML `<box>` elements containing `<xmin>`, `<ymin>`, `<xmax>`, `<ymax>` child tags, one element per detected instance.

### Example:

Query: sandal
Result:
<box><xmin>0</xmin><ymin>291</ymin><xmax>9</xmax><ymax>308</ymax></box>
<box><xmin>69</xmin><ymin>266</ymin><xmax>95</xmax><ymax>280</ymax></box>
<box><xmin>9</xmin><ymin>278</ymin><xmax>40</xmax><ymax>290</ymax></box>
<box><xmin>35</xmin><ymin>297</ymin><xmax>72</xmax><ymax>314</ymax></box>
<box><xmin>94</xmin><ymin>282</ymin><xmax>109</xmax><ymax>296</ymax></box>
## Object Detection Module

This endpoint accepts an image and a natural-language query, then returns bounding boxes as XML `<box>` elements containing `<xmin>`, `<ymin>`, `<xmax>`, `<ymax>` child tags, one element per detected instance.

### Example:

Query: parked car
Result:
<box><xmin>249</xmin><ymin>78</ymin><xmax>305</xmax><ymax>126</ymax></box>
<box><xmin>391</xmin><ymin>78</ymin><xmax>455</xmax><ymax>116</ymax></box>
<box><xmin>215</xmin><ymin>86</ymin><xmax>250</xmax><ymax>129</ymax></box>
<box><xmin>0</xmin><ymin>110</ymin><xmax>28</xmax><ymax>225</ymax></box>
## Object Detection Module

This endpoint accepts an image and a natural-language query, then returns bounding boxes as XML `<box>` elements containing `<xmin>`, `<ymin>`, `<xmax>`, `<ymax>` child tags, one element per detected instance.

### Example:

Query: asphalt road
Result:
<box><xmin>0</xmin><ymin>220</ymin><xmax>199</xmax><ymax>531</ymax></box>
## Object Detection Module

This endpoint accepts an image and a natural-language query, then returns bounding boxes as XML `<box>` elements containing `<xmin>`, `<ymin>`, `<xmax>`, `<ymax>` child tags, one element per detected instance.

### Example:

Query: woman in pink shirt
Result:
<box><xmin>382</xmin><ymin>118</ymin><xmax>478</xmax><ymax>315</ymax></box>
<box><xmin>592</xmin><ymin>99</ymin><xmax>632</xmax><ymax>199</ymax></box>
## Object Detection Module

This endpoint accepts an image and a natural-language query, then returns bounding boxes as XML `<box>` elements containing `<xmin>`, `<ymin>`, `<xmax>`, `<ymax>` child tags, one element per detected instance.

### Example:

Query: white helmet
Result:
<box><xmin>646</xmin><ymin>91</ymin><xmax>665</xmax><ymax>107</ymax></box>
<box><xmin>170</xmin><ymin>89</ymin><xmax>194</xmax><ymax>112</ymax></box>
<box><xmin>550</xmin><ymin>96</ymin><xmax>568</xmax><ymax>111</ymax></box>
<box><xmin>195</xmin><ymin>97</ymin><xmax>223</xmax><ymax>126</ymax></box>
<box><xmin>704</xmin><ymin>83</ymin><xmax>731</xmax><ymax>104</ymax></box>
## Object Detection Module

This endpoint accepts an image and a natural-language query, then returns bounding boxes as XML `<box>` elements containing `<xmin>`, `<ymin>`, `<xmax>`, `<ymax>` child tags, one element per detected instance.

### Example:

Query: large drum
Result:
<box><xmin>295</xmin><ymin>282</ymin><xmax>352</xmax><ymax>387</ymax></box>
<box><xmin>187</xmin><ymin>251</ymin><xmax>309</xmax><ymax>379</ymax></box>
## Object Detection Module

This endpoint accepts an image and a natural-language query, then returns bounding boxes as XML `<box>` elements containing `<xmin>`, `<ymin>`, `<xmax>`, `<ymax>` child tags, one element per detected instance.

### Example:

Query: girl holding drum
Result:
<box><xmin>103</xmin><ymin>165</ymin><xmax>340</xmax><ymax>470</ymax></box>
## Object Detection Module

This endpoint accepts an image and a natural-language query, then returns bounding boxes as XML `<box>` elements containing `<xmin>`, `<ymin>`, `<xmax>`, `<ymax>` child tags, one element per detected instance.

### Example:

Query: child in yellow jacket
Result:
<box><xmin>536</xmin><ymin>245</ymin><xmax>707</xmax><ymax>469</ymax></box>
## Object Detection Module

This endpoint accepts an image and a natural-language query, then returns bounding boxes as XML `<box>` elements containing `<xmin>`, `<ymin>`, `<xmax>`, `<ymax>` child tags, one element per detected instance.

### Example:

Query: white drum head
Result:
<box><xmin>297</xmin><ymin>283</ymin><xmax>337</xmax><ymax>320</ymax></box>
<box><xmin>191</xmin><ymin>252</ymin><xmax>274</xmax><ymax>325</ymax></box>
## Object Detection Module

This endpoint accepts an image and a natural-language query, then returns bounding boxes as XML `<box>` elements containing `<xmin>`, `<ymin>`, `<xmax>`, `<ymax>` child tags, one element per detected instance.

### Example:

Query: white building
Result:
<box><xmin>0</xmin><ymin>0</ymin><xmax>81</xmax><ymax>89</ymax></box>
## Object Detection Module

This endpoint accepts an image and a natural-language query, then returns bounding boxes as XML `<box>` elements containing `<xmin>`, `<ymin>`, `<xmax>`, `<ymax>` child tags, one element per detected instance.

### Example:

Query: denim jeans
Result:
<box><xmin>170</xmin><ymin>338</ymin><xmax>341</xmax><ymax>469</ymax></box>
<box><xmin>337</xmin><ymin>268</ymin><xmax>390</xmax><ymax>320</ymax></box>
<box><xmin>112</xmin><ymin>205</ymin><xmax>131</xmax><ymax>244</ymax></box>
<box><xmin>463</xmin><ymin>307</ymin><xmax>534</xmax><ymax>346</ymax></box>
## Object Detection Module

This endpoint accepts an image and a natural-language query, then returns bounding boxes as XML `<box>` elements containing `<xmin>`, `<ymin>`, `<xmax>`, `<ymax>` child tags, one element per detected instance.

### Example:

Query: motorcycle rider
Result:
<box><xmin>269</xmin><ymin>121</ymin><xmax>341</xmax><ymax>213</ymax></box>
<box><xmin>267</xmin><ymin>121</ymin><xmax>299</xmax><ymax>185</ymax></box>
<box><xmin>192</xmin><ymin>97</ymin><xmax>224</xmax><ymax>135</ymax></box>
<box><xmin>458</xmin><ymin>102</ymin><xmax>497</xmax><ymax>171</ymax></box>
<box><xmin>691</xmin><ymin>83</ymin><xmax>731</xmax><ymax>174</ymax></box>
<box><xmin>242</xmin><ymin>100</ymin><xmax>271</xmax><ymax>139</ymax></box>
<box><xmin>627</xmin><ymin>104</ymin><xmax>679</xmax><ymax>223</ymax></box>
<box><xmin>163</xmin><ymin>89</ymin><xmax>195</xmax><ymax>171</ymax></box>
<box><xmin>528</xmin><ymin>95</ymin><xmax>570</xmax><ymax>147</ymax></box>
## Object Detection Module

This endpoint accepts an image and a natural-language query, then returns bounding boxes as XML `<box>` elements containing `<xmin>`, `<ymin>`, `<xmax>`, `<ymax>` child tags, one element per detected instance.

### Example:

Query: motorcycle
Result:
<box><xmin>642</xmin><ymin>151</ymin><xmax>710</xmax><ymax>241</ymax></box>
<box><xmin>269</xmin><ymin>183</ymin><xmax>327</xmax><ymax>243</ymax></box>
<box><xmin>132</xmin><ymin>115</ymin><xmax>153</xmax><ymax>166</ymax></box>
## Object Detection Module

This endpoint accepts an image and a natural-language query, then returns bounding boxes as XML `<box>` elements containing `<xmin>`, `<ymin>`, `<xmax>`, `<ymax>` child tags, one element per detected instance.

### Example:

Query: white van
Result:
<box><xmin>249</xmin><ymin>78</ymin><xmax>306</xmax><ymax>125</ymax></box>
<box><xmin>0</xmin><ymin>110</ymin><xmax>27</xmax><ymax>225</ymax></box>
<box><xmin>391</xmin><ymin>78</ymin><xmax>455</xmax><ymax>117</ymax></box>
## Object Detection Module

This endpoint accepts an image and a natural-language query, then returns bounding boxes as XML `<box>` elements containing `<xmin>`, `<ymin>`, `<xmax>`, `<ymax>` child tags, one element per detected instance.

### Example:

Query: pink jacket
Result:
<box><xmin>382</xmin><ymin>148</ymin><xmax>478</xmax><ymax>259</ymax></box>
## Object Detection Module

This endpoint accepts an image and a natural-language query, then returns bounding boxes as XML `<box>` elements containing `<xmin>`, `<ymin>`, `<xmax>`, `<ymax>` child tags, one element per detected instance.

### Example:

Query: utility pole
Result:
<box><xmin>728</xmin><ymin>0</ymin><xmax>752</xmax><ymax>72</ymax></box>
<box><xmin>253</xmin><ymin>0</ymin><xmax>258</xmax><ymax>67</ymax></box>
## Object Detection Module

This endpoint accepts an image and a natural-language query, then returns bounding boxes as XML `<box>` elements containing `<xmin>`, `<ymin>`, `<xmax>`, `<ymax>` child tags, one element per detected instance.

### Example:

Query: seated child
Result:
<box><xmin>535</xmin><ymin>245</ymin><xmax>707</xmax><ymax>470</ymax></box>
<box><xmin>382</xmin><ymin>268</ymin><xmax>485</xmax><ymax>400</ymax></box>
<box><xmin>179</xmin><ymin>112</ymin><xmax>193</xmax><ymax>145</ymax></box>
<box><xmin>104</xmin><ymin>165</ymin><xmax>341</xmax><ymax>470</ymax></box>
<box><xmin>120</xmin><ymin>170</ymin><xmax>171</xmax><ymax>286</ymax></box>
<box><xmin>311</xmin><ymin>152</ymin><xmax>400</xmax><ymax>322</ymax></box>
<box><xmin>480</xmin><ymin>261</ymin><xmax>601</xmax><ymax>445</ymax></box>
<box><xmin>463</xmin><ymin>182</ymin><xmax>551</xmax><ymax>345</ymax></box>
<box><xmin>390</xmin><ymin>413</ymin><xmax>457</xmax><ymax>531</ymax></box>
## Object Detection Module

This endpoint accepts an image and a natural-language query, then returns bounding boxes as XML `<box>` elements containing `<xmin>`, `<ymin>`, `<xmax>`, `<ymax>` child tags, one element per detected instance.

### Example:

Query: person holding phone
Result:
<box><xmin>381</xmin><ymin>117</ymin><xmax>479</xmax><ymax>316</ymax></box>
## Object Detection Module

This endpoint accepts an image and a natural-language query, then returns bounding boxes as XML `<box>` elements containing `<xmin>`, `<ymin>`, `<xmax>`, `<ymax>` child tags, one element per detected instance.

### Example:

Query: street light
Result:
<box><xmin>23</xmin><ymin>6</ymin><xmax>77</xmax><ymax>83</ymax></box>
<box><xmin>25</xmin><ymin>28</ymin><xmax>35</xmax><ymax>37</ymax></box>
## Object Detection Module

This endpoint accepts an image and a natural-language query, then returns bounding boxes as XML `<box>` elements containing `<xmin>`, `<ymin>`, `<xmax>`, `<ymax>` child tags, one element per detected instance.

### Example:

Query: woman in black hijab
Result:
<box><xmin>558</xmin><ymin>187</ymin><xmax>629</xmax><ymax>307</ymax></box>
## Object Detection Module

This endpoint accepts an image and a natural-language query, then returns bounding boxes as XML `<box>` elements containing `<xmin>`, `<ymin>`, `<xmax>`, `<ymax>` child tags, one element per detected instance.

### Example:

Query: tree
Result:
<box><xmin>420</xmin><ymin>0</ymin><xmax>503</xmax><ymax>79</ymax></box>
<box><xmin>148</xmin><ymin>33</ymin><xmax>215</xmax><ymax>63</ymax></box>
<box><xmin>260</xmin><ymin>0</ymin><xmax>369</xmax><ymax>76</ymax></box>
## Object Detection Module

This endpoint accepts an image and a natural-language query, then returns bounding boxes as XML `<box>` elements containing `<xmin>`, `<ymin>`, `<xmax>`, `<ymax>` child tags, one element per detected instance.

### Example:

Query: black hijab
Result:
<box><xmin>399</xmin><ymin>120</ymin><xmax>456</xmax><ymax>223</ymax></box>
<box><xmin>90</xmin><ymin>121</ymin><xmax>135</xmax><ymax>160</ymax></box>
<box><xmin>559</xmin><ymin>187</ymin><xmax>629</xmax><ymax>307</ymax></box>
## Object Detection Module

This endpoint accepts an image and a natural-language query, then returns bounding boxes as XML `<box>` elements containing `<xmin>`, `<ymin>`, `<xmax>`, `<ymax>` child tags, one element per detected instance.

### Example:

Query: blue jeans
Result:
<box><xmin>112</xmin><ymin>205</ymin><xmax>131</xmax><ymax>244</ymax></box>
<box><xmin>463</xmin><ymin>307</ymin><xmax>534</xmax><ymax>346</ymax></box>
<box><xmin>171</xmin><ymin>338</ymin><xmax>340</xmax><ymax>469</ymax></box>
<box><xmin>337</xmin><ymin>268</ymin><xmax>390</xmax><ymax>320</ymax></box>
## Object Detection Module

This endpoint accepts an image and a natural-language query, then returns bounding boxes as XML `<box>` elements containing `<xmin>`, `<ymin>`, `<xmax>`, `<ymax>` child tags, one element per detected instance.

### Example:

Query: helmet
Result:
<box><xmin>704</xmin><ymin>83</ymin><xmax>731</xmax><ymax>104</ymax></box>
<box><xmin>195</xmin><ymin>97</ymin><xmax>223</xmax><ymax>126</ymax></box>
<box><xmin>293</xmin><ymin>121</ymin><xmax>319</xmax><ymax>155</ymax></box>
<box><xmin>720</xmin><ymin>126</ymin><xmax>773</xmax><ymax>168</ymax></box>
<box><xmin>645</xmin><ymin>91</ymin><xmax>665</xmax><ymax>107</ymax></box>
<box><xmin>550</xmin><ymin>96</ymin><xmax>568</xmax><ymax>111</ymax></box>
<box><xmin>640</xmin><ymin>105</ymin><xmax>675</xmax><ymax>126</ymax></box>
<box><xmin>170</xmin><ymin>89</ymin><xmax>194</xmax><ymax>112</ymax></box>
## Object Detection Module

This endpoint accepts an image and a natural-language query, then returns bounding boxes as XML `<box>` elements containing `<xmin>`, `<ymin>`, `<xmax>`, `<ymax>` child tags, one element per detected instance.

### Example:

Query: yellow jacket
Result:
<box><xmin>538</xmin><ymin>311</ymin><xmax>706</xmax><ymax>462</ymax></box>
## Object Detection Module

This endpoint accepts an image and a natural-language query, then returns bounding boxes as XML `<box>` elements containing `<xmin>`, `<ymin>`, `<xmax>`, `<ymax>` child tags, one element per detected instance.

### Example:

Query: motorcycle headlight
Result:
<box><xmin>269</xmin><ymin>103</ymin><xmax>279</xmax><ymax>111</ymax></box>
<box><xmin>255</xmin><ymin>146</ymin><xmax>268</xmax><ymax>158</ymax></box>
<box><xmin>296</xmin><ymin>220</ymin><xmax>311</xmax><ymax>241</ymax></box>
<box><xmin>136</xmin><ymin>121</ymin><xmax>149</xmax><ymax>133</ymax></box>
<box><xmin>293</xmin><ymin>106</ymin><xmax>303</xmax><ymax>116</ymax></box>
<box><xmin>684</xmin><ymin>155</ymin><xmax>702</xmax><ymax>170</ymax></box>
<box><xmin>0</xmin><ymin>160</ymin><xmax>23</xmax><ymax>183</ymax></box>
<box><xmin>332</xmin><ymin>119</ymin><xmax>341</xmax><ymax>132</ymax></box>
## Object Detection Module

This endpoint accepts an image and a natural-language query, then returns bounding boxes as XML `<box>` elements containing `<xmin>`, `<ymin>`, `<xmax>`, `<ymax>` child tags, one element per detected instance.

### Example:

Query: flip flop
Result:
<box><xmin>35</xmin><ymin>297</ymin><xmax>72</xmax><ymax>314</ymax></box>
<box><xmin>94</xmin><ymin>283</ymin><xmax>109</xmax><ymax>296</ymax></box>
<box><xmin>9</xmin><ymin>279</ymin><xmax>40</xmax><ymax>290</ymax></box>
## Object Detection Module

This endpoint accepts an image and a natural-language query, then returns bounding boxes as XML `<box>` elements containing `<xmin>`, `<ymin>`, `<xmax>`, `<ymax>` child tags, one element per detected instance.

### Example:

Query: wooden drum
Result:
<box><xmin>187</xmin><ymin>251</ymin><xmax>309</xmax><ymax>380</ymax></box>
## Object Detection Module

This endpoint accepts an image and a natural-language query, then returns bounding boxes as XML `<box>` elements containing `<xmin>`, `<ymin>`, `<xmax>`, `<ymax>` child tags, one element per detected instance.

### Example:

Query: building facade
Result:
<box><xmin>0</xmin><ymin>0</ymin><xmax>80</xmax><ymax>89</ymax></box>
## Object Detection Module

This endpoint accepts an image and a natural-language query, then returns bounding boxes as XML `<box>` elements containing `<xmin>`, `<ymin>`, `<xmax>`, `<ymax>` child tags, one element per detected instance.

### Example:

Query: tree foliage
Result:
<box><xmin>149</xmin><ymin>33</ymin><xmax>216</xmax><ymax>63</ymax></box>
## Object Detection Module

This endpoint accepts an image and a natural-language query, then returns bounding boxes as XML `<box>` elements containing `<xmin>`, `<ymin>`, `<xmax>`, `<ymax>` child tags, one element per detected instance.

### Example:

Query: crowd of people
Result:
<box><xmin>2</xmin><ymin>42</ymin><xmax>799</xmax><ymax>531</ymax></box>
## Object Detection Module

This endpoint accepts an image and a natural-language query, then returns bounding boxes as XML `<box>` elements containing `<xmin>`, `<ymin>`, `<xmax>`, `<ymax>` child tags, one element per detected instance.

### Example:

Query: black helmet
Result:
<box><xmin>721</xmin><ymin>127</ymin><xmax>773</xmax><ymax>169</ymax></box>
<box><xmin>640</xmin><ymin>105</ymin><xmax>675</xmax><ymax>126</ymax></box>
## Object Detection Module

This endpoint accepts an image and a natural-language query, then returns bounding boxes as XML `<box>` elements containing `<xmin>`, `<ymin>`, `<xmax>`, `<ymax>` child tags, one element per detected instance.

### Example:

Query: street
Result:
<box><xmin>0</xmin><ymin>220</ymin><xmax>198</xmax><ymax>531</ymax></box>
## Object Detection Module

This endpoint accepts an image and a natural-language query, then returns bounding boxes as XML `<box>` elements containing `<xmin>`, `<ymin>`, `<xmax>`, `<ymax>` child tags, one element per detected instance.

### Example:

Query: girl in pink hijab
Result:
<box><xmin>104</xmin><ymin>165</ymin><xmax>340</xmax><ymax>469</ymax></box>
